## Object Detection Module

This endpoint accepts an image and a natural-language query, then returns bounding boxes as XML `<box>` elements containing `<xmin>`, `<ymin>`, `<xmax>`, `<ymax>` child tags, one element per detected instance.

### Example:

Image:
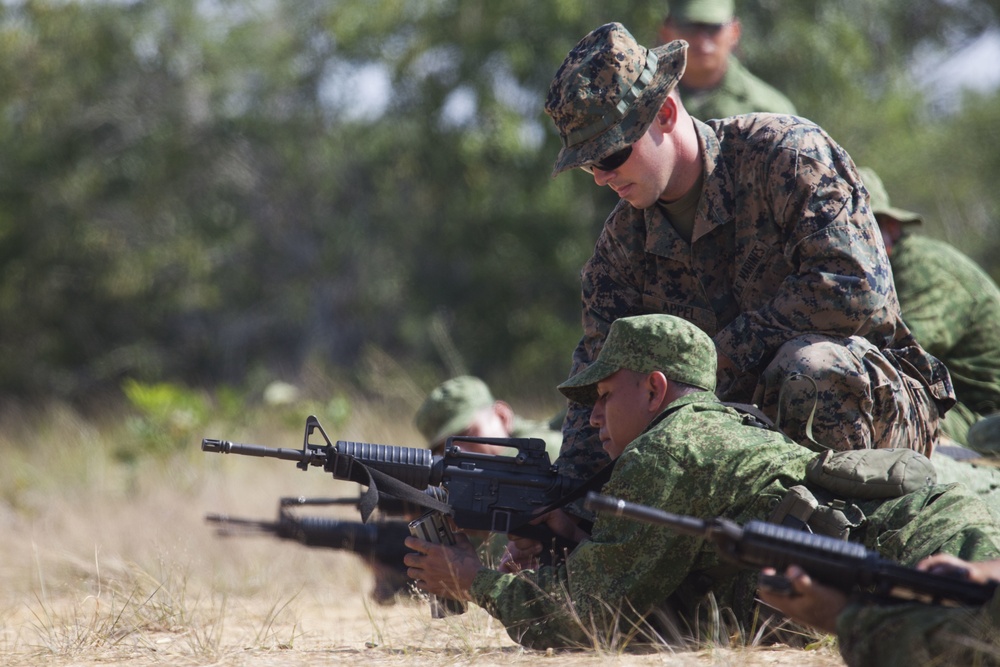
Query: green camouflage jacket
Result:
<box><xmin>559</xmin><ymin>115</ymin><xmax>954</xmax><ymax>478</ymax></box>
<box><xmin>837</xmin><ymin>589</ymin><xmax>1000</xmax><ymax>666</ymax></box>
<box><xmin>469</xmin><ymin>393</ymin><xmax>1000</xmax><ymax>649</ymax></box>
<box><xmin>892</xmin><ymin>233</ymin><xmax>1000</xmax><ymax>443</ymax></box>
<box><xmin>680</xmin><ymin>56</ymin><xmax>797</xmax><ymax>121</ymax></box>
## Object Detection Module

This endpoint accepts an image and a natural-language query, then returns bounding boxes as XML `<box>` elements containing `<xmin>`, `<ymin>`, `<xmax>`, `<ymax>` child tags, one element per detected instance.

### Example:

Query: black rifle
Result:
<box><xmin>202</xmin><ymin>415</ymin><xmax>578</xmax><ymax>543</ymax></box>
<box><xmin>205</xmin><ymin>496</ymin><xmax>413</xmax><ymax>603</ymax></box>
<box><xmin>584</xmin><ymin>492</ymin><xmax>996</xmax><ymax>607</ymax></box>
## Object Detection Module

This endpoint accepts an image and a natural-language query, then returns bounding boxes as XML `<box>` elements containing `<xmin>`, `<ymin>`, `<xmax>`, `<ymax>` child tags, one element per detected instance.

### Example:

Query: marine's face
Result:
<box><xmin>589</xmin><ymin>369</ymin><xmax>654</xmax><ymax>459</ymax></box>
<box><xmin>585</xmin><ymin>125</ymin><xmax>675</xmax><ymax>209</ymax></box>
<box><xmin>659</xmin><ymin>19</ymin><xmax>740</xmax><ymax>89</ymax></box>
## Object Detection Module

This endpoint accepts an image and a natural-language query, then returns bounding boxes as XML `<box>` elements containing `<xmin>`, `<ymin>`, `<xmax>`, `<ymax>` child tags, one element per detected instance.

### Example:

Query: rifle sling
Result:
<box><xmin>350</xmin><ymin>462</ymin><xmax>453</xmax><ymax>523</ymax></box>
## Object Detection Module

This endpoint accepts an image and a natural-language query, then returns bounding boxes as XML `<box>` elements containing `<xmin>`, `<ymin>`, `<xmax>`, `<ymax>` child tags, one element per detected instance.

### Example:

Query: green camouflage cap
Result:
<box><xmin>545</xmin><ymin>23</ymin><xmax>687</xmax><ymax>177</ymax></box>
<box><xmin>667</xmin><ymin>0</ymin><xmax>735</xmax><ymax>25</ymax></box>
<box><xmin>557</xmin><ymin>314</ymin><xmax>716</xmax><ymax>405</ymax></box>
<box><xmin>414</xmin><ymin>376</ymin><xmax>494</xmax><ymax>447</ymax></box>
<box><xmin>858</xmin><ymin>166</ymin><xmax>922</xmax><ymax>226</ymax></box>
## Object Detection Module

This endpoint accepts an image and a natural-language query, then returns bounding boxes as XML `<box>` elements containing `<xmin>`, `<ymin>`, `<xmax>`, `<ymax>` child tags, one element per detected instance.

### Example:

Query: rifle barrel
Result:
<box><xmin>584</xmin><ymin>492</ymin><xmax>711</xmax><ymax>538</ymax></box>
<box><xmin>202</xmin><ymin>438</ymin><xmax>326</xmax><ymax>465</ymax></box>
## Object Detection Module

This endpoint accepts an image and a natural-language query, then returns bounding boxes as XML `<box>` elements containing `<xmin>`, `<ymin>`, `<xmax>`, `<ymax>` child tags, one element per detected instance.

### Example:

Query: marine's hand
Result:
<box><xmin>918</xmin><ymin>554</ymin><xmax>1000</xmax><ymax>584</ymax></box>
<box><xmin>757</xmin><ymin>565</ymin><xmax>845</xmax><ymax>634</ymax></box>
<box><xmin>404</xmin><ymin>532</ymin><xmax>481</xmax><ymax>601</ymax></box>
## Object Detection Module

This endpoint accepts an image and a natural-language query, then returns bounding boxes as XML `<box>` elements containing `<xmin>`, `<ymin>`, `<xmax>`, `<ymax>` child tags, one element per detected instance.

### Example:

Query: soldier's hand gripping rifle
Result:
<box><xmin>205</xmin><ymin>496</ymin><xmax>413</xmax><ymax>604</ymax></box>
<box><xmin>584</xmin><ymin>492</ymin><xmax>997</xmax><ymax>607</ymax></box>
<box><xmin>202</xmin><ymin>416</ymin><xmax>582</xmax><ymax>615</ymax></box>
<box><xmin>202</xmin><ymin>415</ymin><xmax>577</xmax><ymax>536</ymax></box>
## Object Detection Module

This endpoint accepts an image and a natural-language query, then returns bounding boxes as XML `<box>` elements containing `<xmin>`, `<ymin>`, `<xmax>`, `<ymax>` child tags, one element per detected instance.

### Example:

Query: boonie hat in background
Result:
<box><xmin>858</xmin><ymin>166</ymin><xmax>923</xmax><ymax>226</ymax></box>
<box><xmin>545</xmin><ymin>23</ymin><xmax>687</xmax><ymax>177</ymax></box>
<box><xmin>415</xmin><ymin>376</ymin><xmax>494</xmax><ymax>447</ymax></box>
<box><xmin>557</xmin><ymin>314</ymin><xmax>717</xmax><ymax>405</ymax></box>
<box><xmin>667</xmin><ymin>0</ymin><xmax>735</xmax><ymax>25</ymax></box>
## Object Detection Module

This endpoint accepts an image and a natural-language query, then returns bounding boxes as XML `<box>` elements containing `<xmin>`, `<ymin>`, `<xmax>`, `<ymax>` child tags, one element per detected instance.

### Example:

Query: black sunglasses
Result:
<box><xmin>581</xmin><ymin>144</ymin><xmax>633</xmax><ymax>174</ymax></box>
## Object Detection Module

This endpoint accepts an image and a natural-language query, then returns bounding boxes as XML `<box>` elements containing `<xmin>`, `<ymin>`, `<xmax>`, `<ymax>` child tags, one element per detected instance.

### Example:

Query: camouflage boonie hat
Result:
<box><xmin>545</xmin><ymin>23</ymin><xmax>688</xmax><ymax>177</ymax></box>
<box><xmin>415</xmin><ymin>376</ymin><xmax>494</xmax><ymax>447</ymax></box>
<box><xmin>667</xmin><ymin>0</ymin><xmax>735</xmax><ymax>25</ymax></box>
<box><xmin>858</xmin><ymin>166</ymin><xmax>922</xmax><ymax>226</ymax></box>
<box><xmin>557</xmin><ymin>314</ymin><xmax>717</xmax><ymax>405</ymax></box>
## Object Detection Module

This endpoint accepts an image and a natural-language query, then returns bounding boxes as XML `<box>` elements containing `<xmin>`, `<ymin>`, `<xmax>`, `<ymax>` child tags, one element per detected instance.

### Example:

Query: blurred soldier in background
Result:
<box><xmin>860</xmin><ymin>167</ymin><xmax>1000</xmax><ymax>452</ymax></box>
<box><xmin>414</xmin><ymin>375</ymin><xmax>561</xmax><ymax>460</ymax></box>
<box><xmin>658</xmin><ymin>0</ymin><xmax>797</xmax><ymax>120</ymax></box>
<box><xmin>414</xmin><ymin>375</ymin><xmax>562</xmax><ymax>564</ymax></box>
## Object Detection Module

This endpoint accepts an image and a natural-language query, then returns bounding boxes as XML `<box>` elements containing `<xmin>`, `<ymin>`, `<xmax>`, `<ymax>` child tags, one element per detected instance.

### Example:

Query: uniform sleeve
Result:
<box><xmin>470</xmin><ymin>439</ymin><xmax>709</xmax><ymax>649</ymax></box>
<box><xmin>836</xmin><ymin>591</ymin><xmax>1000</xmax><ymax>667</ymax></box>
<box><xmin>713</xmin><ymin>128</ymin><xmax>894</xmax><ymax>372</ymax></box>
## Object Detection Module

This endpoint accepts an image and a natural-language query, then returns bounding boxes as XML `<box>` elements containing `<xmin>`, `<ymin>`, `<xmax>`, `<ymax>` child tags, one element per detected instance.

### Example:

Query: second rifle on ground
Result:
<box><xmin>205</xmin><ymin>495</ymin><xmax>413</xmax><ymax>604</ymax></box>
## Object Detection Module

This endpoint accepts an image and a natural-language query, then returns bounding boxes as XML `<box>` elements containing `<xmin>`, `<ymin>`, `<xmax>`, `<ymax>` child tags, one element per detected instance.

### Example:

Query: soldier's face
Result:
<box><xmin>875</xmin><ymin>215</ymin><xmax>902</xmax><ymax>256</ymax></box>
<box><xmin>590</xmin><ymin>369</ymin><xmax>655</xmax><ymax>458</ymax></box>
<box><xmin>659</xmin><ymin>19</ymin><xmax>740</xmax><ymax>89</ymax></box>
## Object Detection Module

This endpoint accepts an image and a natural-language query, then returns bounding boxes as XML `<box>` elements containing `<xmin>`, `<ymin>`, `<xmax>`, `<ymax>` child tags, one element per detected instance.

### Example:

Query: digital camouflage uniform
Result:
<box><xmin>468</xmin><ymin>314</ymin><xmax>999</xmax><ymax>650</ymax></box>
<box><xmin>890</xmin><ymin>234</ymin><xmax>1000</xmax><ymax>446</ymax></box>
<box><xmin>470</xmin><ymin>392</ymin><xmax>1000</xmax><ymax>649</ymax></box>
<box><xmin>837</xmin><ymin>591</ymin><xmax>1000</xmax><ymax>666</ymax></box>
<box><xmin>680</xmin><ymin>56</ymin><xmax>797</xmax><ymax>121</ymax></box>
<box><xmin>543</xmin><ymin>24</ymin><xmax>954</xmax><ymax>479</ymax></box>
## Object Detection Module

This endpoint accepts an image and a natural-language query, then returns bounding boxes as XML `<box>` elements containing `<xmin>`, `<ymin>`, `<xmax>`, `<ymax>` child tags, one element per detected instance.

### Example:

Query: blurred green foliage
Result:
<box><xmin>0</xmin><ymin>0</ymin><xmax>997</xmax><ymax>407</ymax></box>
<box><xmin>120</xmin><ymin>379</ymin><xmax>214</xmax><ymax>460</ymax></box>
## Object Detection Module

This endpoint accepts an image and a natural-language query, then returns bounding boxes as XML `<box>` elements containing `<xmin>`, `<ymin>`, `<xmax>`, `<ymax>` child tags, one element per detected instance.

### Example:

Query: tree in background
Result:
<box><xmin>0</xmin><ymin>0</ymin><xmax>996</xmax><ymax>406</ymax></box>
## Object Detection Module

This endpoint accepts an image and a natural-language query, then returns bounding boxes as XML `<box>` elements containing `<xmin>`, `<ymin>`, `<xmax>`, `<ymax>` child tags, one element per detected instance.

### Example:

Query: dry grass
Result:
<box><xmin>0</xmin><ymin>397</ymin><xmax>846</xmax><ymax>667</ymax></box>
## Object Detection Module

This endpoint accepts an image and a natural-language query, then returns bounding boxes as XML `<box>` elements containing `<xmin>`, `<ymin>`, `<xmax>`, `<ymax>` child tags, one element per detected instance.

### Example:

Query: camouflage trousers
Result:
<box><xmin>724</xmin><ymin>334</ymin><xmax>942</xmax><ymax>456</ymax></box>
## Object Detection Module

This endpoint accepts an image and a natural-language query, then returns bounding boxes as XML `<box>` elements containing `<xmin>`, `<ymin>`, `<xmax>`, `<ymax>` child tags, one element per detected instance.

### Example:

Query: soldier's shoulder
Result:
<box><xmin>725</xmin><ymin>58</ymin><xmax>798</xmax><ymax>115</ymax></box>
<box><xmin>898</xmin><ymin>235</ymin><xmax>996</xmax><ymax>283</ymax></box>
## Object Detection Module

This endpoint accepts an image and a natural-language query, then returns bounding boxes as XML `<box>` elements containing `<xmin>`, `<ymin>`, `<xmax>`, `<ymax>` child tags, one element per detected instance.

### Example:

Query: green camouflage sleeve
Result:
<box><xmin>469</xmin><ymin>426</ymin><xmax>720</xmax><ymax>649</ymax></box>
<box><xmin>891</xmin><ymin>234</ymin><xmax>1000</xmax><ymax>416</ymax></box>
<box><xmin>470</xmin><ymin>400</ymin><xmax>803</xmax><ymax>649</ymax></box>
<box><xmin>836</xmin><ymin>592</ymin><xmax>1000</xmax><ymax>667</ymax></box>
<box><xmin>472</xmin><ymin>446</ymin><xmax>703</xmax><ymax>648</ymax></box>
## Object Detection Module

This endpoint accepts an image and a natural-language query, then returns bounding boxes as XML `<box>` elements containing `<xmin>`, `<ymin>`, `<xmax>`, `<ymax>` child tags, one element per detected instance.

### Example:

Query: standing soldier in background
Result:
<box><xmin>658</xmin><ymin>0</ymin><xmax>797</xmax><ymax>120</ymax></box>
<box><xmin>860</xmin><ymin>167</ymin><xmax>1000</xmax><ymax>452</ymax></box>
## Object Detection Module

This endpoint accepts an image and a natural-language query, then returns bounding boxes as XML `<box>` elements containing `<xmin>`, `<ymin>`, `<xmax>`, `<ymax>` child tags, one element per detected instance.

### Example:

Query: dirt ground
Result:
<box><xmin>0</xmin><ymin>426</ymin><xmax>846</xmax><ymax>667</ymax></box>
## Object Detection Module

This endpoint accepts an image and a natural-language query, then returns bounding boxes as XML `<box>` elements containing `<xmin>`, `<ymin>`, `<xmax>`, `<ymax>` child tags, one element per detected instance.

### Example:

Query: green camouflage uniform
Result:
<box><xmin>680</xmin><ymin>56</ymin><xmax>797</xmax><ymax>121</ymax></box>
<box><xmin>469</xmin><ymin>392</ymin><xmax>1000</xmax><ymax>650</ymax></box>
<box><xmin>837</xmin><ymin>591</ymin><xmax>1000</xmax><ymax>666</ymax></box>
<box><xmin>558</xmin><ymin>113</ymin><xmax>954</xmax><ymax>477</ymax></box>
<box><xmin>890</xmin><ymin>233</ymin><xmax>1000</xmax><ymax>445</ymax></box>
